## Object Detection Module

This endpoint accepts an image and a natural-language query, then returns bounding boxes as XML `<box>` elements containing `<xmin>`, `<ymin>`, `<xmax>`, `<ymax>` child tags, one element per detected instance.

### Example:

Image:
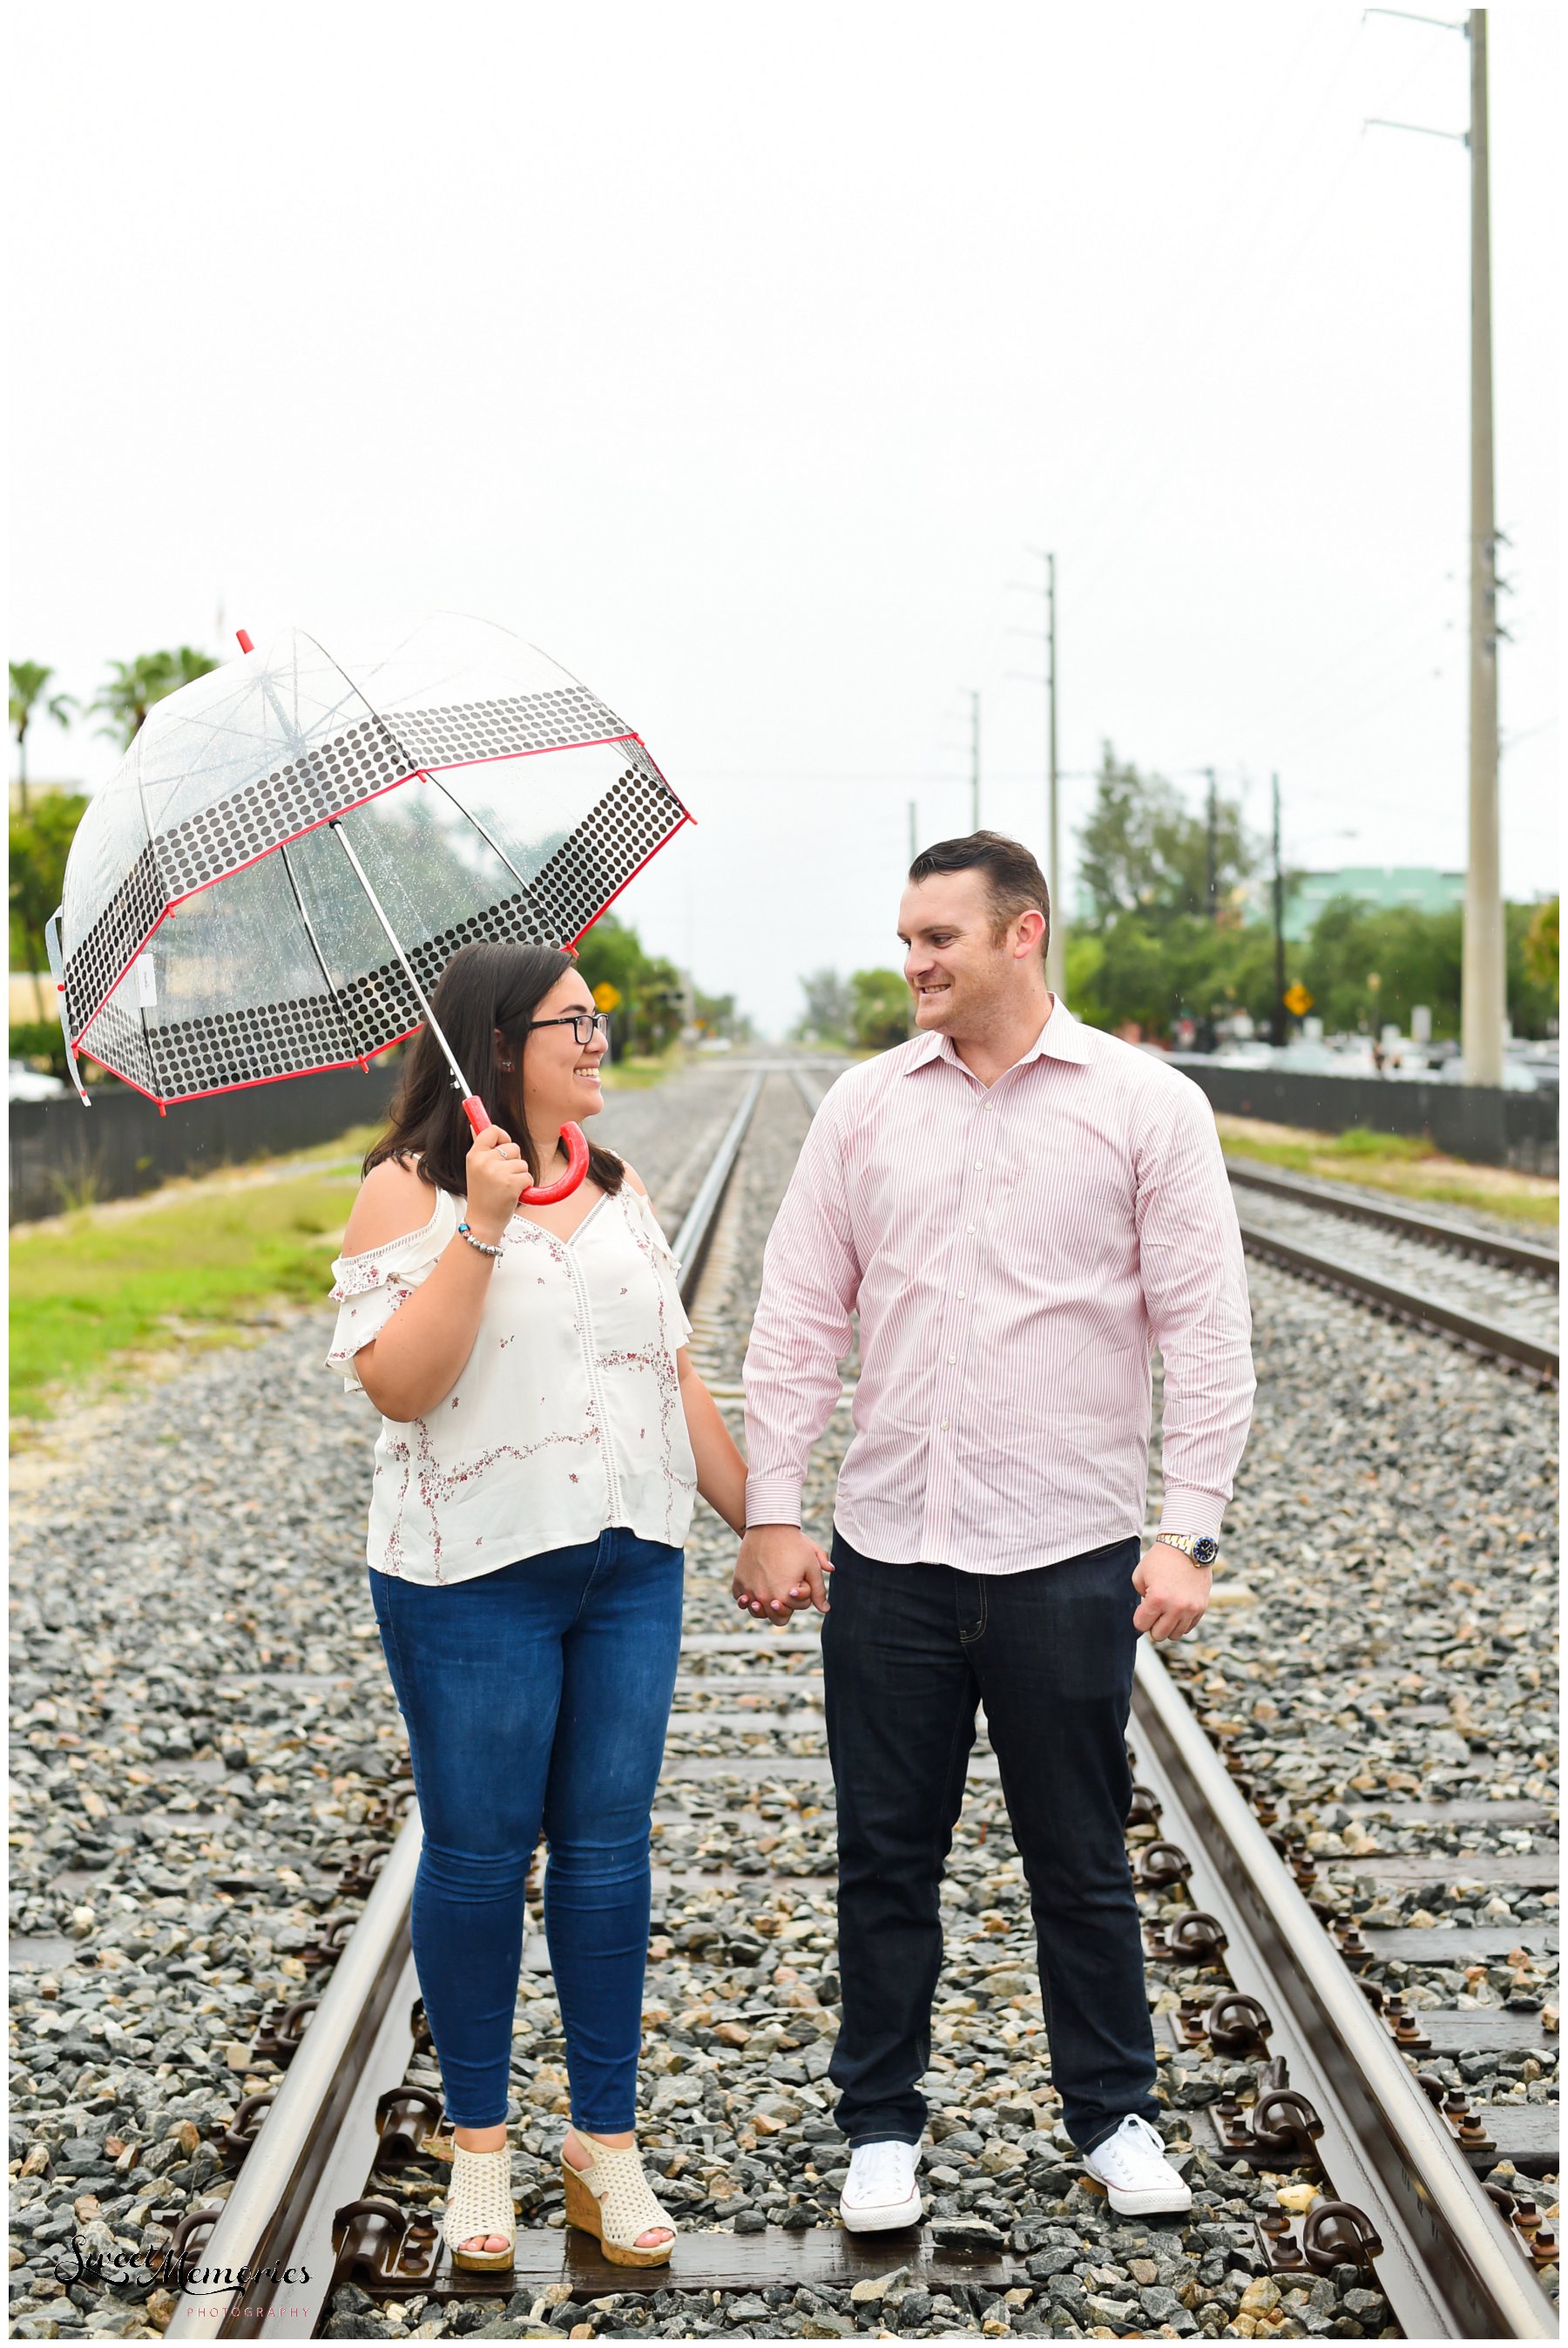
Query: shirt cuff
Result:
<box><xmin>744</xmin><ymin>1473</ymin><xmax>804</xmax><ymax>1527</ymax></box>
<box><xmin>1157</xmin><ymin>1486</ymin><xmax>1227</xmax><ymax>1542</ymax></box>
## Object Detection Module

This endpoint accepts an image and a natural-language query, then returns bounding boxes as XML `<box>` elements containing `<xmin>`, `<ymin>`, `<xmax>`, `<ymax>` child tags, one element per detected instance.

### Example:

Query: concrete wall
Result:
<box><xmin>1173</xmin><ymin>1060</ymin><xmax>1558</xmax><ymax>1177</ymax></box>
<box><xmin>10</xmin><ymin>1066</ymin><xmax>401</xmax><ymax>1224</ymax></box>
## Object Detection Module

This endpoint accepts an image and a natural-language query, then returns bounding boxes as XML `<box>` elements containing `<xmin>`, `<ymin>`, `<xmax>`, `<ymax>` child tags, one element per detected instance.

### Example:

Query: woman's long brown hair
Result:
<box><xmin>363</xmin><ymin>941</ymin><xmax>625</xmax><ymax>1200</ymax></box>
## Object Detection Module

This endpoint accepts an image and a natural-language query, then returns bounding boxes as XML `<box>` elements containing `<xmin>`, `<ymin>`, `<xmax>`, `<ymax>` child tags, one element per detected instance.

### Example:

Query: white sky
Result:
<box><xmin>10</xmin><ymin>3</ymin><xmax>1560</xmax><ymax>1038</ymax></box>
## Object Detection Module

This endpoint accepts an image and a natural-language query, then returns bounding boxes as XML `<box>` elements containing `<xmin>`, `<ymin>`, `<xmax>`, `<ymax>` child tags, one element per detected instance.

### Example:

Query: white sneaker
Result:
<box><xmin>1081</xmin><ymin>2114</ymin><xmax>1193</xmax><ymax>2216</ymax></box>
<box><xmin>839</xmin><ymin>2139</ymin><xmax>923</xmax><ymax>2232</ymax></box>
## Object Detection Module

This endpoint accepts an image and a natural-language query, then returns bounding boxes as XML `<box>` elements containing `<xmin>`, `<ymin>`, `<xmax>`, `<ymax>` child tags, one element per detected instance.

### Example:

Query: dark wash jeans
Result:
<box><xmin>822</xmin><ymin>1531</ymin><xmax>1159</xmax><ymax>2154</ymax></box>
<box><xmin>369</xmin><ymin>1529</ymin><xmax>683</xmax><ymax>2130</ymax></box>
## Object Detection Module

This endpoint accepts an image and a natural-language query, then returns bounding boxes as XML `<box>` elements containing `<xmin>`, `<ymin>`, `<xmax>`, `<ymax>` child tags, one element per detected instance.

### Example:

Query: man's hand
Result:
<box><xmin>1132</xmin><ymin>1542</ymin><xmax>1212</xmax><ymax>1643</ymax></box>
<box><xmin>733</xmin><ymin>1524</ymin><xmax>832</xmax><ymax>1622</ymax></box>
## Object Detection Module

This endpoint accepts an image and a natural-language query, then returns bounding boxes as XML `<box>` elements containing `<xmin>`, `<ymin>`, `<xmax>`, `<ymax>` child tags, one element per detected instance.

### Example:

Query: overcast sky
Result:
<box><xmin>10</xmin><ymin>3</ymin><xmax>1559</xmax><ymax>1037</ymax></box>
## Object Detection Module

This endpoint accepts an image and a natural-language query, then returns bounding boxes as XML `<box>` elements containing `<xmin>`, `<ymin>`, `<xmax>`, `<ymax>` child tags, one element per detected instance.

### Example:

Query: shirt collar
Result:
<box><xmin>904</xmin><ymin>995</ymin><xmax>1094</xmax><ymax>1076</ymax></box>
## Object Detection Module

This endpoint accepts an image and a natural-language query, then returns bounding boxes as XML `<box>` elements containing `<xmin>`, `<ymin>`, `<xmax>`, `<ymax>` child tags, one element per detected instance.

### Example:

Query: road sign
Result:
<box><xmin>592</xmin><ymin>983</ymin><xmax>622</xmax><ymax>1012</ymax></box>
<box><xmin>1283</xmin><ymin>983</ymin><xmax>1314</xmax><ymax>1017</ymax></box>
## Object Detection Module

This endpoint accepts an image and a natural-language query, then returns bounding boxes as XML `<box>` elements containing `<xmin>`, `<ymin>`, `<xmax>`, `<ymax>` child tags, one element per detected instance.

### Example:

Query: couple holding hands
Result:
<box><xmin>326</xmin><ymin>829</ymin><xmax>1255</xmax><ymax>2270</ymax></box>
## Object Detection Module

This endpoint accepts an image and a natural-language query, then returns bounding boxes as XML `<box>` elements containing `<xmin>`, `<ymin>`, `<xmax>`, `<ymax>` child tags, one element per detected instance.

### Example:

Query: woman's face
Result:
<box><xmin>516</xmin><ymin>971</ymin><xmax>608</xmax><ymax>1141</ymax></box>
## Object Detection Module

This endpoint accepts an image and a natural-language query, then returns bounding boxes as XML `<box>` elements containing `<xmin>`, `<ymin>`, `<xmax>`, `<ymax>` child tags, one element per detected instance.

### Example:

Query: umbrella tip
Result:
<box><xmin>235</xmin><ymin>628</ymin><xmax>254</xmax><ymax>654</ymax></box>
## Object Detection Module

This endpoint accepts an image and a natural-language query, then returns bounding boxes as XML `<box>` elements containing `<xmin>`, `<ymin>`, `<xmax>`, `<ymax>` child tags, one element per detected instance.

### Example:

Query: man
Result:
<box><xmin>735</xmin><ymin>832</ymin><xmax>1254</xmax><ymax>2229</ymax></box>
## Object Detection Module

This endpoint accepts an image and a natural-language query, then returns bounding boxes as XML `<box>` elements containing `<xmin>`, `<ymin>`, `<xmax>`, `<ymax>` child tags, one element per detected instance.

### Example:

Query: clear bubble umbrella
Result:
<box><xmin>47</xmin><ymin>614</ymin><xmax>691</xmax><ymax>1183</ymax></box>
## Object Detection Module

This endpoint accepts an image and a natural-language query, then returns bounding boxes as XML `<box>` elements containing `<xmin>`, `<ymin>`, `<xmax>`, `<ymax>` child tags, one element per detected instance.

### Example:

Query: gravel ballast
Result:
<box><xmin>9</xmin><ymin>1067</ymin><xmax>1555</xmax><ymax>2340</ymax></box>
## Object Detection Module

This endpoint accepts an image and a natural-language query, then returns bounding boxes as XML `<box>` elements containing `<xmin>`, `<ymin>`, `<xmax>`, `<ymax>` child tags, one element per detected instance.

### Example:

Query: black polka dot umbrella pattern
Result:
<box><xmin>45</xmin><ymin>614</ymin><xmax>692</xmax><ymax>1111</ymax></box>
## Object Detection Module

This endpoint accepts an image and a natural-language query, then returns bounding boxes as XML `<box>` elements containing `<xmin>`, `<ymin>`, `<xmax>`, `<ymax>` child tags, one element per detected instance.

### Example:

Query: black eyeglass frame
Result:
<box><xmin>524</xmin><ymin>1011</ymin><xmax>612</xmax><ymax>1046</ymax></box>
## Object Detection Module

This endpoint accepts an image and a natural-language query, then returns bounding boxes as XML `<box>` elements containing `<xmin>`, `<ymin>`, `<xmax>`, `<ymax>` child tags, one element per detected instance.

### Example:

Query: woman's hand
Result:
<box><xmin>465</xmin><ymin>1123</ymin><xmax>531</xmax><ymax>1243</ymax></box>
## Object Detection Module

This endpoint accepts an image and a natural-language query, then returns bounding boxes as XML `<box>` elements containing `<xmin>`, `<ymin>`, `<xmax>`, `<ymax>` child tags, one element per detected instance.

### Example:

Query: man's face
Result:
<box><xmin>898</xmin><ymin>869</ymin><xmax>1024</xmax><ymax>1034</ymax></box>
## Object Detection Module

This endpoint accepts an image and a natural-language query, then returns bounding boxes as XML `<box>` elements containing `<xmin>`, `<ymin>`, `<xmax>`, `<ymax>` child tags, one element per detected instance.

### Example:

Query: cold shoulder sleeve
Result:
<box><xmin>626</xmin><ymin>1186</ymin><xmax>693</xmax><ymax>1354</ymax></box>
<box><xmin>326</xmin><ymin>1188</ymin><xmax>459</xmax><ymax>1392</ymax></box>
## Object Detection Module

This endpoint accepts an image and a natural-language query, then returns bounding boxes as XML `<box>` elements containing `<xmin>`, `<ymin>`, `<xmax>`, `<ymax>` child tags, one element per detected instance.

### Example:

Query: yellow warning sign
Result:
<box><xmin>1283</xmin><ymin>983</ymin><xmax>1314</xmax><ymax>1017</ymax></box>
<box><xmin>592</xmin><ymin>983</ymin><xmax>622</xmax><ymax>1012</ymax></box>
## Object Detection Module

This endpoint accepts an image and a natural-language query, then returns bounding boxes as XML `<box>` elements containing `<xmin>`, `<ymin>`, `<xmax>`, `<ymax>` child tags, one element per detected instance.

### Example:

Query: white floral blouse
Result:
<box><xmin>326</xmin><ymin>1181</ymin><xmax>697</xmax><ymax>1585</ymax></box>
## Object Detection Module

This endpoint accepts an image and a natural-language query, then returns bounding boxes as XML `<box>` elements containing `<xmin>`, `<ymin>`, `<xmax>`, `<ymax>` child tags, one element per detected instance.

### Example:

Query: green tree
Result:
<box><xmin>10</xmin><ymin>793</ymin><xmax>89</xmax><ymax>1018</ymax></box>
<box><xmin>794</xmin><ymin>968</ymin><xmax>851</xmax><ymax>1043</ymax></box>
<box><xmin>1508</xmin><ymin>899</ymin><xmax>1558</xmax><ymax>1039</ymax></box>
<box><xmin>848</xmin><ymin>968</ymin><xmax>910</xmax><ymax>1052</ymax></box>
<box><xmin>1078</xmin><ymin>742</ymin><xmax>1256</xmax><ymax>927</ymax></box>
<box><xmin>1522</xmin><ymin>897</ymin><xmax>1558</xmax><ymax>995</ymax></box>
<box><xmin>693</xmin><ymin>986</ymin><xmax>750</xmax><ymax>1044</ymax></box>
<box><xmin>573</xmin><ymin>913</ymin><xmax>686</xmax><ymax>1057</ymax></box>
<box><xmin>89</xmin><ymin>646</ymin><xmax>218</xmax><ymax>749</ymax></box>
<box><xmin>1300</xmin><ymin>900</ymin><xmax>1462</xmax><ymax>1038</ymax></box>
<box><xmin>9</xmin><ymin>662</ymin><xmax>77</xmax><ymax>818</ymax></box>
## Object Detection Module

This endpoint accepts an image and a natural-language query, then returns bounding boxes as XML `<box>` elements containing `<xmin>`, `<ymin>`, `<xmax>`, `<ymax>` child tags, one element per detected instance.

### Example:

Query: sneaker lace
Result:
<box><xmin>852</xmin><ymin>2141</ymin><xmax>913</xmax><ymax>2195</ymax></box>
<box><xmin>1104</xmin><ymin>2115</ymin><xmax>1167</xmax><ymax>2175</ymax></box>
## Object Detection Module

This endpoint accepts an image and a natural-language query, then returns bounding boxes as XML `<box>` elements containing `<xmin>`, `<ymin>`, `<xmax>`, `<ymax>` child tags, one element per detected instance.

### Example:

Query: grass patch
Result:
<box><xmin>601</xmin><ymin>1047</ymin><xmax>690</xmax><ymax>1090</ymax></box>
<box><xmin>9</xmin><ymin>1059</ymin><xmax>689</xmax><ymax>1430</ymax></box>
<box><xmin>10</xmin><ymin>1162</ymin><xmax>364</xmax><ymax>1425</ymax></box>
<box><xmin>1214</xmin><ymin>1114</ymin><xmax>1559</xmax><ymax>1230</ymax></box>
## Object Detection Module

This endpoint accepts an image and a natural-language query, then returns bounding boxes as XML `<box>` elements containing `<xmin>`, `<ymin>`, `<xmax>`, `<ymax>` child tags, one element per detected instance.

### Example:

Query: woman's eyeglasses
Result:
<box><xmin>523</xmin><ymin>1011</ymin><xmax>612</xmax><ymax>1047</ymax></box>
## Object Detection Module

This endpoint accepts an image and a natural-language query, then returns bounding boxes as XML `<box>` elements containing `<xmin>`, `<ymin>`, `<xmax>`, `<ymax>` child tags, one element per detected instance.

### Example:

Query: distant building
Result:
<box><xmin>1281</xmin><ymin>866</ymin><xmax>1465</xmax><ymax>944</ymax></box>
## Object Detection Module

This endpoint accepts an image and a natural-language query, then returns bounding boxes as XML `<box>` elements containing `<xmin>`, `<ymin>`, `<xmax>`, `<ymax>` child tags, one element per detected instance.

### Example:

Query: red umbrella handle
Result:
<box><xmin>460</xmin><ymin>1100</ymin><xmax>591</xmax><ymax>1204</ymax></box>
<box><xmin>522</xmin><ymin>1122</ymin><xmax>591</xmax><ymax>1204</ymax></box>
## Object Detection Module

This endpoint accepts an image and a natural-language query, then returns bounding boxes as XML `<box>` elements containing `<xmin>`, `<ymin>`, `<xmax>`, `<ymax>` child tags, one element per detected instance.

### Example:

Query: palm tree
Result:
<box><xmin>9</xmin><ymin>661</ymin><xmax>77</xmax><ymax>818</ymax></box>
<box><xmin>89</xmin><ymin>646</ymin><xmax>218</xmax><ymax>750</ymax></box>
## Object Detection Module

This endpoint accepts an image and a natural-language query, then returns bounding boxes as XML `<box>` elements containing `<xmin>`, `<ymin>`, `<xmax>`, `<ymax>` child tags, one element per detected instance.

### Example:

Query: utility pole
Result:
<box><xmin>969</xmin><ymin>691</ymin><xmax>981</xmax><ymax>833</ymax></box>
<box><xmin>1044</xmin><ymin>554</ymin><xmax>1064</xmax><ymax>998</ymax></box>
<box><xmin>1206</xmin><ymin>769</ymin><xmax>1219</xmax><ymax>923</ymax></box>
<box><xmin>908</xmin><ymin>799</ymin><xmax>918</xmax><ymax>866</ymax></box>
<box><xmin>1006</xmin><ymin>550</ymin><xmax>1066</xmax><ymax>994</ymax></box>
<box><xmin>1366</xmin><ymin>8</ymin><xmax>1505</xmax><ymax>1084</ymax></box>
<box><xmin>1272</xmin><ymin>774</ymin><xmax>1288</xmax><ymax>1041</ymax></box>
<box><xmin>1463</xmin><ymin>8</ymin><xmax>1504</xmax><ymax>1085</ymax></box>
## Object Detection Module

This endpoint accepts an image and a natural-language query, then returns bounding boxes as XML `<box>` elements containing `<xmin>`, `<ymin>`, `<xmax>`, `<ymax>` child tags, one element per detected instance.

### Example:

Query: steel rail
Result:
<box><xmin>166</xmin><ymin>1822</ymin><xmax>423</xmax><ymax>2339</ymax></box>
<box><xmin>1235</xmin><ymin>1215</ymin><xmax>1558</xmax><ymax>1381</ymax></box>
<box><xmin>166</xmin><ymin>1074</ymin><xmax>770</xmax><ymax>2340</ymax></box>
<box><xmin>1130</xmin><ymin>1647</ymin><xmax>1557</xmax><ymax>2339</ymax></box>
<box><xmin>672</xmin><ymin>1073</ymin><xmax>766</xmax><ymax>1290</ymax></box>
<box><xmin>1227</xmin><ymin>1159</ymin><xmax>1559</xmax><ymax>1281</ymax></box>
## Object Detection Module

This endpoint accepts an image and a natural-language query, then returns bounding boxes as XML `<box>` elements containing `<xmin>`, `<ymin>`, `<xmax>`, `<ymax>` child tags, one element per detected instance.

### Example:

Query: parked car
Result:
<box><xmin>8</xmin><ymin>1059</ymin><xmax>67</xmax><ymax>1102</ymax></box>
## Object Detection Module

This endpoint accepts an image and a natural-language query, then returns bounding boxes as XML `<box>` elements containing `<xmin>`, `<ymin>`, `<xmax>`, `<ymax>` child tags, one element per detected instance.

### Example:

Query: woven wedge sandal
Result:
<box><xmin>441</xmin><ymin>2142</ymin><xmax>516</xmax><ymax>2271</ymax></box>
<box><xmin>561</xmin><ymin>2130</ymin><xmax>677</xmax><ymax>2268</ymax></box>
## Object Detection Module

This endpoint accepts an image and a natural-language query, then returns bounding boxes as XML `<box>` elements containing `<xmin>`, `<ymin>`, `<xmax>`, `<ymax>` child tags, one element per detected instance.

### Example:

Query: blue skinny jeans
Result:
<box><xmin>369</xmin><ymin>1529</ymin><xmax>684</xmax><ymax>2131</ymax></box>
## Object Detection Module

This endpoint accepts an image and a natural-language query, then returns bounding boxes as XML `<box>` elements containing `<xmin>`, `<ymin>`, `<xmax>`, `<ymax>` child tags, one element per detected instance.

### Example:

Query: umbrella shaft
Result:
<box><xmin>328</xmin><ymin>819</ymin><xmax>471</xmax><ymax>1100</ymax></box>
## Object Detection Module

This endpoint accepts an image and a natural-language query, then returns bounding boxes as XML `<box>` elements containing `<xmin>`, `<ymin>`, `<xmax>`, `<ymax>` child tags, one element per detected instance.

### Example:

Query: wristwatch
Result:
<box><xmin>1158</xmin><ymin>1533</ymin><xmax>1220</xmax><ymax>1567</ymax></box>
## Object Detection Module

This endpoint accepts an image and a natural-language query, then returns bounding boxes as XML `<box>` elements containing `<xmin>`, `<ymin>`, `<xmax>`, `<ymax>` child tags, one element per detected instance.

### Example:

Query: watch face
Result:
<box><xmin>1192</xmin><ymin>1535</ymin><xmax>1220</xmax><ymax>1566</ymax></box>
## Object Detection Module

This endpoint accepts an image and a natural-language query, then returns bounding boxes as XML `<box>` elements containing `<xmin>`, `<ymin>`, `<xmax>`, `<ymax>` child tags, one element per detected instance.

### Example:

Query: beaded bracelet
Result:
<box><xmin>456</xmin><ymin>1221</ymin><xmax>504</xmax><ymax>1259</ymax></box>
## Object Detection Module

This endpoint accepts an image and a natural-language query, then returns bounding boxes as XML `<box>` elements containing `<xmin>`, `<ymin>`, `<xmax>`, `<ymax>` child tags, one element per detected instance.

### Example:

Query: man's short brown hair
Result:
<box><xmin>908</xmin><ymin>830</ymin><xmax>1051</xmax><ymax>957</ymax></box>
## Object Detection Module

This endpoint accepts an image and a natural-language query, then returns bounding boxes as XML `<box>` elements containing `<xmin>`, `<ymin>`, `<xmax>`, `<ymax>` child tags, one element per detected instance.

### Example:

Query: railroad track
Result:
<box><xmin>1225</xmin><ymin>1160</ymin><xmax>1558</xmax><ymax>1384</ymax></box>
<box><xmin>159</xmin><ymin>1067</ymin><xmax>1555</xmax><ymax>2339</ymax></box>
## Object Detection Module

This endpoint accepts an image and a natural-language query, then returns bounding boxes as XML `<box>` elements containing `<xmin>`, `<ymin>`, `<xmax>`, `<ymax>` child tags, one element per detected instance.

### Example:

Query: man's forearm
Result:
<box><xmin>741</xmin><ymin>1316</ymin><xmax>851</xmax><ymax>1527</ymax></box>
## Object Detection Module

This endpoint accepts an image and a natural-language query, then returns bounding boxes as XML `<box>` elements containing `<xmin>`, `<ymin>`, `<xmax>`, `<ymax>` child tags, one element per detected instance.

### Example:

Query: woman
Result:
<box><xmin>327</xmin><ymin>939</ymin><xmax>787</xmax><ymax>2270</ymax></box>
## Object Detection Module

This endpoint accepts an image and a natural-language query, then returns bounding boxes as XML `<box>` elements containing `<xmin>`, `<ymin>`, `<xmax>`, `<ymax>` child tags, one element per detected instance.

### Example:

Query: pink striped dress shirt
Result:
<box><xmin>743</xmin><ymin>1003</ymin><xmax>1255</xmax><ymax>1574</ymax></box>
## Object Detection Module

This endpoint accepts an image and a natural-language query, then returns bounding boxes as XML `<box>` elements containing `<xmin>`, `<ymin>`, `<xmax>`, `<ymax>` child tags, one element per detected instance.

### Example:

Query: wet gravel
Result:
<box><xmin>9</xmin><ymin>1065</ymin><xmax>1556</xmax><ymax>2340</ymax></box>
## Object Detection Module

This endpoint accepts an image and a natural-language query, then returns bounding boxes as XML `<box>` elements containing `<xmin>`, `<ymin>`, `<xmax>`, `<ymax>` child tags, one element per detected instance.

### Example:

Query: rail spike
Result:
<box><xmin>211</xmin><ymin>2091</ymin><xmax>276</xmax><ymax>2168</ymax></box>
<box><xmin>373</xmin><ymin>2084</ymin><xmax>448</xmax><ymax>2169</ymax></box>
<box><xmin>1260</xmin><ymin>2197</ymin><xmax>1383</xmax><ymax>2278</ymax></box>
<box><xmin>1301</xmin><ymin>2200</ymin><xmax>1383</xmax><ymax>2276</ymax></box>
<box><xmin>249</xmin><ymin>1997</ymin><xmax>318</xmax><ymax>2068</ymax></box>
<box><xmin>1146</xmin><ymin>1908</ymin><xmax>1229</xmax><ymax>1967</ymax></box>
<box><xmin>1133</xmin><ymin>1838</ymin><xmax>1193</xmax><ymax>1891</ymax></box>
<box><xmin>1206</xmin><ymin>1990</ymin><xmax>1274</xmax><ymax>2058</ymax></box>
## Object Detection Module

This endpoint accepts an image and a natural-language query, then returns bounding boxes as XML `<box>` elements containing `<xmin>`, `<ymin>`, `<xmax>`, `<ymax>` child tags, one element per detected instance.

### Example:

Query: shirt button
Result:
<box><xmin>941</xmin><ymin>1419</ymin><xmax>950</xmax><ymax>1431</ymax></box>
<box><xmin>966</xmin><ymin>1223</ymin><xmax>976</xmax><ymax>1234</ymax></box>
<box><xmin>947</xmin><ymin>1352</ymin><xmax>956</xmax><ymax>1363</ymax></box>
<box><xmin>956</xmin><ymin>1290</ymin><xmax>965</xmax><ymax>1300</ymax></box>
<box><xmin>973</xmin><ymin>1160</ymin><xmax>983</xmax><ymax>1169</ymax></box>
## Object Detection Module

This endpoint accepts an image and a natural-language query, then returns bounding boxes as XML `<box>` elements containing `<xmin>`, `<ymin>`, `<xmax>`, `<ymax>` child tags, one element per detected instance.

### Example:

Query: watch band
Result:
<box><xmin>1159</xmin><ymin>1532</ymin><xmax>1220</xmax><ymax>1567</ymax></box>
